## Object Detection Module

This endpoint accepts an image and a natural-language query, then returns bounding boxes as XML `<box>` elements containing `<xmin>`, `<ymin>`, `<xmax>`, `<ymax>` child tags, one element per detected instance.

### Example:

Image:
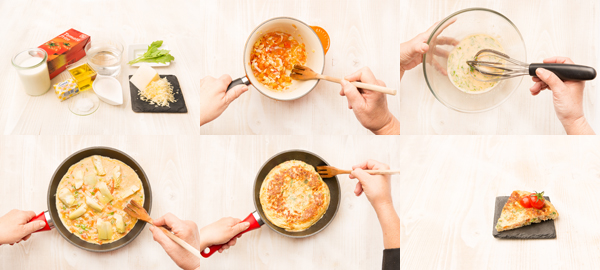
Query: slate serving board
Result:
<box><xmin>129</xmin><ymin>75</ymin><xmax>187</xmax><ymax>113</ymax></box>
<box><xmin>493</xmin><ymin>196</ymin><xmax>556</xmax><ymax>239</ymax></box>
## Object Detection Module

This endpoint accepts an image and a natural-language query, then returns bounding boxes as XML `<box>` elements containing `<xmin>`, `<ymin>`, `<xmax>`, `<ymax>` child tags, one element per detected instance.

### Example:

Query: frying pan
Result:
<box><xmin>201</xmin><ymin>149</ymin><xmax>341</xmax><ymax>258</ymax></box>
<box><xmin>28</xmin><ymin>146</ymin><xmax>152</xmax><ymax>252</ymax></box>
<box><xmin>227</xmin><ymin>17</ymin><xmax>330</xmax><ymax>101</ymax></box>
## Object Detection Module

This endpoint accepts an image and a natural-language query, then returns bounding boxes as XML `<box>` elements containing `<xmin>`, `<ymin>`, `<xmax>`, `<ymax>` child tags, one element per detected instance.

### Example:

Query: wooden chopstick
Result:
<box><xmin>154</xmin><ymin>224</ymin><xmax>202</xmax><ymax>259</ymax></box>
<box><xmin>321</xmin><ymin>75</ymin><xmax>397</xmax><ymax>95</ymax></box>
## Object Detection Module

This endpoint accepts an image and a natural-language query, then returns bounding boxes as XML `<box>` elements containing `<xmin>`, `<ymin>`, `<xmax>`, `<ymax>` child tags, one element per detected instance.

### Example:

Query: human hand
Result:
<box><xmin>149</xmin><ymin>213</ymin><xmax>201</xmax><ymax>270</ymax></box>
<box><xmin>400</xmin><ymin>18</ymin><xmax>458</xmax><ymax>79</ymax></box>
<box><xmin>339</xmin><ymin>67</ymin><xmax>399</xmax><ymax>135</ymax></box>
<box><xmin>199</xmin><ymin>217</ymin><xmax>250</xmax><ymax>253</ymax></box>
<box><xmin>200</xmin><ymin>75</ymin><xmax>249</xmax><ymax>126</ymax></box>
<box><xmin>0</xmin><ymin>209</ymin><xmax>45</xmax><ymax>245</ymax></box>
<box><xmin>530</xmin><ymin>57</ymin><xmax>595</xmax><ymax>135</ymax></box>
<box><xmin>350</xmin><ymin>160</ymin><xmax>399</xmax><ymax>249</ymax></box>
<box><xmin>349</xmin><ymin>160</ymin><xmax>393</xmax><ymax>211</ymax></box>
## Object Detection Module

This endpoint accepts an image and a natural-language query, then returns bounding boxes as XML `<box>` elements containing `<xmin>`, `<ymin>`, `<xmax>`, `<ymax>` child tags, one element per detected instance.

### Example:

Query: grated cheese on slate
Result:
<box><xmin>139</xmin><ymin>78</ymin><xmax>176</xmax><ymax>107</ymax></box>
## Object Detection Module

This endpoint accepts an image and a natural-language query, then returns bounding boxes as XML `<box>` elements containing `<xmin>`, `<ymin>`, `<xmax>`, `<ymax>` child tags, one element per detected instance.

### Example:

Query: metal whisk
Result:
<box><xmin>466</xmin><ymin>49</ymin><xmax>596</xmax><ymax>82</ymax></box>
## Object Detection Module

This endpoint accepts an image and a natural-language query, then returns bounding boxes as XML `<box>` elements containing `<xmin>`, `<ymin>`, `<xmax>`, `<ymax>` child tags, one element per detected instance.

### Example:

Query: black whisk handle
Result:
<box><xmin>529</xmin><ymin>63</ymin><xmax>596</xmax><ymax>81</ymax></box>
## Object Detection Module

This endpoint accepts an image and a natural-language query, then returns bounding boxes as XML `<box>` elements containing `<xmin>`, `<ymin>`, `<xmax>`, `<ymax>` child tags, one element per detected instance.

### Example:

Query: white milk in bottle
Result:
<box><xmin>12</xmin><ymin>48</ymin><xmax>51</xmax><ymax>96</ymax></box>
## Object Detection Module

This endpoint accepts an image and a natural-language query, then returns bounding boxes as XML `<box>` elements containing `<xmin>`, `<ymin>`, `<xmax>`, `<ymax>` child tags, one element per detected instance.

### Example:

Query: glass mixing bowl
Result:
<box><xmin>423</xmin><ymin>8</ymin><xmax>526</xmax><ymax>113</ymax></box>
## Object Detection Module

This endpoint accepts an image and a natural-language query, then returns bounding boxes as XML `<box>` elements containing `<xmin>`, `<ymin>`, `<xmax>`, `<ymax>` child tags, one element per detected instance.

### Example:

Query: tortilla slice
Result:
<box><xmin>495</xmin><ymin>190</ymin><xmax>558</xmax><ymax>232</ymax></box>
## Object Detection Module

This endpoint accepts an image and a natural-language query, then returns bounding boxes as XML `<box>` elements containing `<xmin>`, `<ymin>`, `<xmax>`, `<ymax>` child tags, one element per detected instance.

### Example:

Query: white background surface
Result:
<box><xmin>198</xmin><ymin>0</ymin><xmax>401</xmax><ymax>135</ymax></box>
<box><xmin>0</xmin><ymin>136</ymin><xmax>400</xmax><ymax>269</ymax></box>
<box><xmin>0</xmin><ymin>0</ymin><xmax>401</xmax><ymax>136</ymax></box>
<box><xmin>0</xmin><ymin>0</ymin><xmax>205</xmax><ymax>135</ymax></box>
<box><xmin>2</xmin><ymin>0</ymin><xmax>597</xmax><ymax>135</ymax></box>
<box><xmin>399</xmin><ymin>0</ymin><xmax>599</xmax><ymax>134</ymax></box>
<box><xmin>1</xmin><ymin>1</ymin><xmax>599</xmax><ymax>269</ymax></box>
<box><xmin>400</xmin><ymin>136</ymin><xmax>600</xmax><ymax>269</ymax></box>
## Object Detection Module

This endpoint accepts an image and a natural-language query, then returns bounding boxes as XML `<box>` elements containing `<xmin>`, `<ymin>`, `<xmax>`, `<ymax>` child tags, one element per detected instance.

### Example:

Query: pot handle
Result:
<box><xmin>200</xmin><ymin>211</ymin><xmax>263</xmax><ymax>258</ymax></box>
<box><xmin>29</xmin><ymin>211</ymin><xmax>53</xmax><ymax>233</ymax></box>
<box><xmin>226</xmin><ymin>76</ymin><xmax>250</xmax><ymax>92</ymax></box>
<box><xmin>311</xmin><ymin>26</ymin><xmax>330</xmax><ymax>54</ymax></box>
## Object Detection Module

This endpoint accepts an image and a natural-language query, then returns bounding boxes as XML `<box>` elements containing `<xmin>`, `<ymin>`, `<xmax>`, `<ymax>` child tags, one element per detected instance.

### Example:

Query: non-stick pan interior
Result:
<box><xmin>46</xmin><ymin>146</ymin><xmax>152</xmax><ymax>252</ymax></box>
<box><xmin>253</xmin><ymin>149</ymin><xmax>340</xmax><ymax>238</ymax></box>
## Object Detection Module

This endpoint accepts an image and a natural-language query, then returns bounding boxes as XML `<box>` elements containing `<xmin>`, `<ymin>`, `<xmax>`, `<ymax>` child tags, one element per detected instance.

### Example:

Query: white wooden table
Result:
<box><xmin>0</xmin><ymin>0</ymin><xmax>206</xmax><ymax>135</ymax></box>
<box><xmin>0</xmin><ymin>136</ymin><xmax>400</xmax><ymax>269</ymax></box>
<box><xmin>0</xmin><ymin>0</ymin><xmax>401</xmax><ymax>135</ymax></box>
<box><xmin>399</xmin><ymin>0</ymin><xmax>600</xmax><ymax>134</ymax></box>
<box><xmin>400</xmin><ymin>136</ymin><xmax>600</xmax><ymax>269</ymax></box>
<box><xmin>198</xmin><ymin>0</ymin><xmax>401</xmax><ymax>135</ymax></box>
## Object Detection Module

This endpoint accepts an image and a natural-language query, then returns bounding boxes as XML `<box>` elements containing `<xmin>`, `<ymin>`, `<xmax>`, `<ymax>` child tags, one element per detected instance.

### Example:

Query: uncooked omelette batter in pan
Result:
<box><xmin>55</xmin><ymin>155</ymin><xmax>144</xmax><ymax>244</ymax></box>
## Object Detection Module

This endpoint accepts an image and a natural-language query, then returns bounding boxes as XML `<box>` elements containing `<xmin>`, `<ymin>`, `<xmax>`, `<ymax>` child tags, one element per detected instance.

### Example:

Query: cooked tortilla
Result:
<box><xmin>495</xmin><ymin>190</ymin><xmax>559</xmax><ymax>232</ymax></box>
<box><xmin>259</xmin><ymin>160</ymin><xmax>330</xmax><ymax>232</ymax></box>
<box><xmin>55</xmin><ymin>155</ymin><xmax>144</xmax><ymax>244</ymax></box>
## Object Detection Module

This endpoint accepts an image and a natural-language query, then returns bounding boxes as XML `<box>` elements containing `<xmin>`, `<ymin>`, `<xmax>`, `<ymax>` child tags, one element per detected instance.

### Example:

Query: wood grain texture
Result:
<box><xmin>400</xmin><ymin>136</ymin><xmax>600</xmax><ymax>269</ymax></box>
<box><xmin>0</xmin><ymin>0</ymin><xmax>203</xmax><ymax>135</ymax></box>
<box><xmin>197</xmin><ymin>135</ymin><xmax>400</xmax><ymax>269</ymax></box>
<box><xmin>0</xmin><ymin>0</ymin><xmax>401</xmax><ymax>136</ymax></box>
<box><xmin>2</xmin><ymin>0</ymin><xmax>598</xmax><ymax>135</ymax></box>
<box><xmin>199</xmin><ymin>0</ymin><xmax>401</xmax><ymax>135</ymax></box>
<box><xmin>399</xmin><ymin>0</ymin><xmax>599</xmax><ymax>134</ymax></box>
<box><xmin>0</xmin><ymin>136</ymin><xmax>400</xmax><ymax>269</ymax></box>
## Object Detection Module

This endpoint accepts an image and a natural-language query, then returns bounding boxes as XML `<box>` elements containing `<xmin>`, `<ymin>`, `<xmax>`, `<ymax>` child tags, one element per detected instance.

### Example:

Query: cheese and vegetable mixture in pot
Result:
<box><xmin>55</xmin><ymin>155</ymin><xmax>144</xmax><ymax>245</ymax></box>
<box><xmin>447</xmin><ymin>34</ymin><xmax>505</xmax><ymax>93</ymax></box>
<box><xmin>250</xmin><ymin>31</ymin><xmax>307</xmax><ymax>91</ymax></box>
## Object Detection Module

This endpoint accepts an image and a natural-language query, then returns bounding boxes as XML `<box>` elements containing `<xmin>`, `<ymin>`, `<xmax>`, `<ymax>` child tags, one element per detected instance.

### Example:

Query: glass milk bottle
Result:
<box><xmin>11</xmin><ymin>48</ymin><xmax>51</xmax><ymax>96</ymax></box>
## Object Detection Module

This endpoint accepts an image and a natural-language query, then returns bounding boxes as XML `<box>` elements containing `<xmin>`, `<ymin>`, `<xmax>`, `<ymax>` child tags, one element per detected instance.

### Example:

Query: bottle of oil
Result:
<box><xmin>67</xmin><ymin>63</ymin><xmax>97</xmax><ymax>91</ymax></box>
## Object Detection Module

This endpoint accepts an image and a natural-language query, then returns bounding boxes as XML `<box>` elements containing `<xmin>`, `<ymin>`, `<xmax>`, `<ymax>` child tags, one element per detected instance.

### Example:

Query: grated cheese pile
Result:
<box><xmin>138</xmin><ymin>77</ymin><xmax>176</xmax><ymax>107</ymax></box>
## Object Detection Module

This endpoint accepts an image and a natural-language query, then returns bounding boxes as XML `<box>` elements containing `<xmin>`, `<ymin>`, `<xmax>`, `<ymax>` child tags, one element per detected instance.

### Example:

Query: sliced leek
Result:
<box><xmin>96</xmin><ymin>219</ymin><xmax>113</xmax><ymax>240</ymax></box>
<box><xmin>69</xmin><ymin>204</ymin><xmax>87</xmax><ymax>220</ymax></box>
<box><xmin>120</xmin><ymin>185</ymin><xmax>140</xmax><ymax>200</ymax></box>
<box><xmin>58</xmin><ymin>188</ymin><xmax>75</xmax><ymax>207</ymax></box>
<box><xmin>92</xmin><ymin>156</ymin><xmax>106</xmax><ymax>176</ymax></box>
<box><xmin>84</xmin><ymin>173</ymin><xmax>97</xmax><ymax>187</ymax></box>
<box><xmin>73</xmin><ymin>170</ymin><xmax>84</xmax><ymax>189</ymax></box>
<box><xmin>113</xmin><ymin>166</ymin><xmax>122</xmax><ymax>188</ymax></box>
<box><xmin>114</xmin><ymin>214</ymin><xmax>125</xmax><ymax>233</ymax></box>
<box><xmin>85</xmin><ymin>195</ymin><xmax>103</xmax><ymax>212</ymax></box>
<box><xmin>97</xmin><ymin>181</ymin><xmax>113</xmax><ymax>204</ymax></box>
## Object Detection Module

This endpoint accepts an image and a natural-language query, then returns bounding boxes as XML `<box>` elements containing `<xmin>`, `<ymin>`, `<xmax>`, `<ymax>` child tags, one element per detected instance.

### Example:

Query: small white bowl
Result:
<box><xmin>93</xmin><ymin>76</ymin><xmax>123</xmax><ymax>105</ymax></box>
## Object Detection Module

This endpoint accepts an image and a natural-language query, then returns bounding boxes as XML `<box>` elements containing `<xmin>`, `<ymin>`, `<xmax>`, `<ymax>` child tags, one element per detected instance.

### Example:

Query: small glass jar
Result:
<box><xmin>11</xmin><ymin>48</ymin><xmax>51</xmax><ymax>96</ymax></box>
<box><xmin>85</xmin><ymin>39</ymin><xmax>123</xmax><ymax>77</ymax></box>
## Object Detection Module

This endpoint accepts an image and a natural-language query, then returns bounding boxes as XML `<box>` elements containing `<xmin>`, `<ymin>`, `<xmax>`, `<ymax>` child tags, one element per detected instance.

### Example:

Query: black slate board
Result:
<box><xmin>129</xmin><ymin>75</ymin><xmax>187</xmax><ymax>113</ymax></box>
<box><xmin>493</xmin><ymin>196</ymin><xmax>556</xmax><ymax>239</ymax></box>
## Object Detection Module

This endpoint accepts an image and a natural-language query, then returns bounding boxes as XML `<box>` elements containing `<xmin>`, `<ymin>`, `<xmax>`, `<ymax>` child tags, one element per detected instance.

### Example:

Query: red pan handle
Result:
<box><xmin>29</xmin><ymin>211</ymin><xmax>53</xmax><ymax>233</ymax></box>
<box><xmin>200</xmin><ymin>211</ymin><xmax>263</xmax><ymax>258</ymax></box>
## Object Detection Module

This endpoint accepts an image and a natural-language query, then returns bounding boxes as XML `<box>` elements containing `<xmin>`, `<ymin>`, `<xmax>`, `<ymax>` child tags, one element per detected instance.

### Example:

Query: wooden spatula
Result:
<box><xmin>290</xmin><ymin>65</ymin><xmax>397</xmax><ymax>95</ymax></box>
<box><xmin>316</xmin><ymin>166</ymin><xmax>400</xmax><ymax>178</ymax></box>
<box><xmin>124</xmin><ymin>200</ymin><xmax>202</xmax><ymax>259</ymax></box>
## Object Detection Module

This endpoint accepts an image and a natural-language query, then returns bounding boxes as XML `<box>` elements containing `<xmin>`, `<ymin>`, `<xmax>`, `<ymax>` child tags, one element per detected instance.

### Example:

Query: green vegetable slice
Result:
<box><xmin>128</xmin><ymin>40</ymin><xmax>174</xmax><ymax>65</ymax></box>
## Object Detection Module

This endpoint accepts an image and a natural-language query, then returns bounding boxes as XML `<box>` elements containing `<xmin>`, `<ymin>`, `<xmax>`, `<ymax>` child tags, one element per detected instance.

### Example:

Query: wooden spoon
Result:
<box><xmin>290</xmin><ymin>65</ymin><xmax>397</xmax><ymax>95</ymax></box>
<box><xmin>124</xmin><ymin>200</ymin><xmax>202</xmax><ymax>259</ymax></box>
<box><xmin>316</xmin><ymin>166</ymin><xmax>400</xmax><ymax>178</ymax></box>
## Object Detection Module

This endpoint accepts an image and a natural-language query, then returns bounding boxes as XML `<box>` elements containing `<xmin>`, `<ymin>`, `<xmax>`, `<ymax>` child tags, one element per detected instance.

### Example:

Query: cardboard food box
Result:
<box><xmin>38</xmin><ymin>29</ymin><xmax>90</xmax><ymax>79</ymax></box>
